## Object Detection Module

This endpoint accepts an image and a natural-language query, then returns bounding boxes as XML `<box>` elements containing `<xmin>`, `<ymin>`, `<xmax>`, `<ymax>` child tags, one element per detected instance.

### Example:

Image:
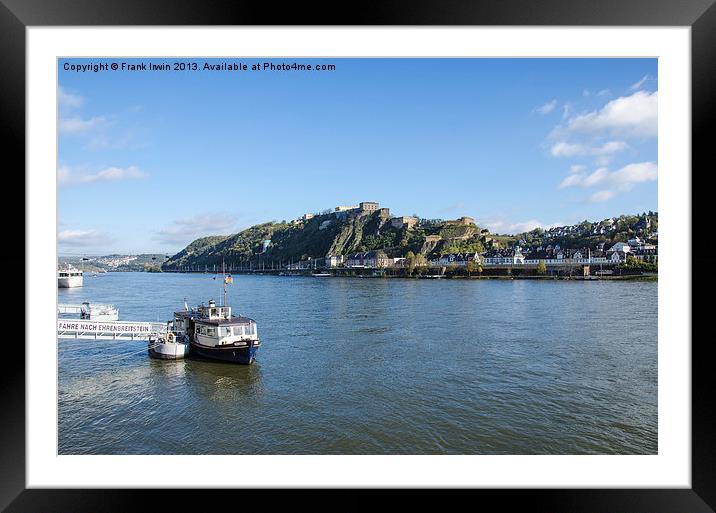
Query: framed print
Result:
<box><xmin>3</xmin><ymin>0</ymin><xmax>714</xmax><ymax>511</ymax></box>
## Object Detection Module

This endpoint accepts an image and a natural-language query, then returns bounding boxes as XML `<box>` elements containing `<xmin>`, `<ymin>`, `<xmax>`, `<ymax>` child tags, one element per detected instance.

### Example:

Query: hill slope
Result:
<box><xmin>162</xmin><ymin>210</ymin><xmax>658</xmax><ymax>270</ymax></box>
<box><xmin>163</xmin><ymin>210</ymin><xmax>491</xmax><ymax>269</ymax></box>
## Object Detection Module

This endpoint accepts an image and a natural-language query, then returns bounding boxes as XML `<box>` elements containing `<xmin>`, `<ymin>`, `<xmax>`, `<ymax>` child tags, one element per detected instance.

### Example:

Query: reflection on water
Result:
<box><xmin>59</xmin><ymin>273</ymin><xmax>657</xmax><ymax>455</ymax></box>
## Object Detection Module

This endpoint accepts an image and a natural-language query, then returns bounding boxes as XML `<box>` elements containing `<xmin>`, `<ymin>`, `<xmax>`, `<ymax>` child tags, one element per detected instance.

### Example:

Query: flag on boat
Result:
<box><xmin>225</xmin><ymin>274</ymin><xmax>233</xmax><ymax>284</ymax></box>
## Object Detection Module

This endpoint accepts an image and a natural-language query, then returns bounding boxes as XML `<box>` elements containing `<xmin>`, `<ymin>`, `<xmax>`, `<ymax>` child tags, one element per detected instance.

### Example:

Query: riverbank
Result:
<box><xmin>160</xmin><ymin>268</ymin><xmax>657</xmax><ymax>281</ymax></box>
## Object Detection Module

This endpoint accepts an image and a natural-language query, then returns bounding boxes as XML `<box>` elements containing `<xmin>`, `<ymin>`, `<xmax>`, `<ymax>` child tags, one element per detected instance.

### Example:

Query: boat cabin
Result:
<box><xmin>173</xmin><ymin>299</ymin><xmax>259</xmax><ymax>348</ymax></box>
<box><xmin>197</xmin><ymin>299</ymin><xmax>232</xmax><ymax>320</ymax></box>
<box><xmin>58</xmin><ymin>270</ymin><xmax>83</xmax><ymax>278</ymax></box>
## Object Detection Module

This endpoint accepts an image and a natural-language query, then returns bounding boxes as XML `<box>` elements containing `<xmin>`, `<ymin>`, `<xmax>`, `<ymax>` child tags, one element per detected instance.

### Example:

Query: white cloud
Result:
<box><xmin>565</xmin><ymin>90</ymin><xmax>657</xmax><ymax>138</ymax></box>
<box><xmin>630</xmin><ymin>74</ymin><xmax>653</xmax><ymax>91</ymax></box>
<box><xmin>559</xmin><ymin>161</ymin><xmax>657</xmax><ymax>202</ymax></box>
<box><xmin>154</xmin><ymin>213</ymin><xmax>237</xmax><ymax>246</ymax></box>
<box><xmin>609</xmin><ymin>161</ymin><xmax>659</xmax><ymax>185</ymax></box>
<box><xmin>58</xmin><ymin>86</ymin><xmax>84</xmax><ymax>109</ymax></box>
<box><xmin>550</xmin><ymin>140</ymin><xmax>628</xmax><ymax>157</ymax></box>
<box><xmin>569</xmin><ymin>164</ymin><xmax>586</xmax><ymax>174</ymax></box>
<box><xmin>58</xmin><ymin>165</ymin><xmax>146</xmax><ymax>185</ymax></box>
<box><xmin>597</xmin><ymin>89</ymin><xmax>610</xmax><ymax>96</ymax></box>
<box><xmin>58</xmin><ymin>229</ymin><xmax>112</xmax><ymax>248</ymax></box>
<box><xmin>536</xmin><ymin>100</ymin><xmax>557</xmax><ymax>114</ymax></box>
<box><xmin>60</xmin><ymin>115</ymin><xmax>106</xmax><ymax>134</ymax></box>
<box><xmin>483</xmin><ymin>218</ymin><xmax>562</xmax><ymax>235</ymax></box>
<box><xmin>588</xmin><ymin>190</ymin><xmax>617</xmax><ymax>203</ymax></box>
<box><xmin>560</xmin><ymin>173</ymin><xmax>587</xmax><ymax>189</ymax></box>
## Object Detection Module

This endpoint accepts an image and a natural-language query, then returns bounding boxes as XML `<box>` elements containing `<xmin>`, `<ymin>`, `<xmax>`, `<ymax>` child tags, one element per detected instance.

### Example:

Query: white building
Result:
<box><xmin>325</xmin><ymin>255</ymin><xmax>344</xmax><ymax>268</ymax></box>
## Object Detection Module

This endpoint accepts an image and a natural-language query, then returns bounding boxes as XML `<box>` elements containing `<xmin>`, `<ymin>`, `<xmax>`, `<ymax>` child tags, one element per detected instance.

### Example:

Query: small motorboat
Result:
<box><xmin>148</xmin><ymin>322</ymin><xmax>190</xmax><ymax>360</ymax></box>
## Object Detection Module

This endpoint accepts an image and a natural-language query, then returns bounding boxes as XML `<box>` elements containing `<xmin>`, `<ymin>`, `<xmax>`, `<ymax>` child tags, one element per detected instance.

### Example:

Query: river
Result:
<box><xmin>58</xmin><ymin>272</ymin><xmax>657</xmax><ymax>454</ymax></box>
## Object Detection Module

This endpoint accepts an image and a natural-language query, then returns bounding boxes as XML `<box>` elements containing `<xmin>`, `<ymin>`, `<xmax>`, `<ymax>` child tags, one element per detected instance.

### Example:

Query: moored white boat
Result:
<box><xmin>148</xmin><ymin>323</ymin><xmax>190</xmax><ymax>360</ymax></box>
<box><xmin>80</xmin><ymin>301</ymin><xmax>119</xmax><ymax>321</ymax></box>
<box><xmin>58</xmin><ymin>266</ymin><xmax>83</xmax><ymax>288</ymax></box>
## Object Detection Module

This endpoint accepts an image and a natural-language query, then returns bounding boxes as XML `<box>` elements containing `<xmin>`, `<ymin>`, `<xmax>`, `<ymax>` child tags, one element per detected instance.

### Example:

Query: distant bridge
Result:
<box><xmin>57</xmin><ymin>319</ymin><xmax>167</xmax><ymax>341</ymax></box>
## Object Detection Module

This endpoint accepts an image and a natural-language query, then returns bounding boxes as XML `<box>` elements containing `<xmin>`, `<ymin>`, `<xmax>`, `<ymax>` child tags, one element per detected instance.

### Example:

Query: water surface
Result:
<box><xmin>58</xmin><ymin>273</ymin><xmax>657</xmax><ymax>454</ymax></box>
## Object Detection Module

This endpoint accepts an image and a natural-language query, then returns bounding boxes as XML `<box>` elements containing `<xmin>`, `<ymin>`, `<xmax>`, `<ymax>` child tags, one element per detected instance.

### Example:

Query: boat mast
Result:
<box><xmin>222</xmin><ymin>258</ymin><xmax>227</xmax><ymax>307</ymax></box>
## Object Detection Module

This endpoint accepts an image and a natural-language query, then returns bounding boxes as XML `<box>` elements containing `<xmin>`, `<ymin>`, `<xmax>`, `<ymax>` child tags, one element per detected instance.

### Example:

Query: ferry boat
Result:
<box><xmin>58</xmin><ymin>266</ymin><xmax>83</xmax><ymax>288</ymax></box>
<box><xmin>173</xmin><ymin>299</ymin><xmax>260</xmax><ymax>364</ymax></box>
<box><xmin>148</xmin><ymin>321</ymin><xmax>190</xmax><ymax>360</ymax></box>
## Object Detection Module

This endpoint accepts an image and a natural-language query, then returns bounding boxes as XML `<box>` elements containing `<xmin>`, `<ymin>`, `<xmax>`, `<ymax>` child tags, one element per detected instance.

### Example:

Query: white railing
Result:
<box><xmin>58</xmin><ymin>304</ymin><xmax>84</xmax><ymax>315</ymax></box>
<box><xmin>57</xmin><ymin>319</ymin><xmax>167</xmax><ymax>341</ymax></box>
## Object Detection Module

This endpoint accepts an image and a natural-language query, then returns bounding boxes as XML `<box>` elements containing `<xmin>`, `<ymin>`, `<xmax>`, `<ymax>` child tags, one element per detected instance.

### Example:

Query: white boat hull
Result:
<box><xmin>149</xmin><ymin>341</ymin><xmax>189</xmax><ymax>360</ymax></box>
<box><xmin>58</xmin><ymin>276</ymin><xmax>83</xmax><ymax>288</ymax></box>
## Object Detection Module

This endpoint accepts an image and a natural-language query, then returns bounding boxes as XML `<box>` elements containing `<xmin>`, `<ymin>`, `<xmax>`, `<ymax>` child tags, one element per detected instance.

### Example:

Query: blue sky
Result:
<box><xmin>58</xmin><ymin>58</ymin><xmax>658</xmax><ymax>255</ymax></box>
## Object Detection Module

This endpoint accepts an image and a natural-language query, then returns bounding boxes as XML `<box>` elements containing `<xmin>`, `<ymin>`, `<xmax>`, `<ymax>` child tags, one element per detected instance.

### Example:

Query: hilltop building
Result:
<box><xmin>444</xmin><ymin>216</ymin><xmax>476</xmax><ymax>226</ymax></box>
<box><xmin>391</xmin><ymin>216</ymin><xmax>418</xmax><ymax>229</ymax></box>
<box><xmin>333</xmin><ymin>202</ymin><xmax>384</xmax><ymax>219</ymax></box>
<box><xmin>360</xmin><ymin>201</ymin><xmax>380</xmax><ymax>212</ymax></box>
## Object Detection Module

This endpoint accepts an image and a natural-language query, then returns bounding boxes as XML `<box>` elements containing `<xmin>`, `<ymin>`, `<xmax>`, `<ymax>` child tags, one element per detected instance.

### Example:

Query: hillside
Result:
<box><xmin>59</xmin><ymin>253</ymin><xmax>168</xmax><ymax>272</ymax></box>
<box><xmin>162</xmin><ymin>208</ymin><xmax>658</xmax><ymax>270</ymax></box>
<box><xmin>163</xmin><ymin>208</ymin><xmax>493</xmax><ymax>269</ymax></box>
<box><xmin>511</xmin><ymin>212</ymin><xmax>658</xmax><ymax>250</ymax></box>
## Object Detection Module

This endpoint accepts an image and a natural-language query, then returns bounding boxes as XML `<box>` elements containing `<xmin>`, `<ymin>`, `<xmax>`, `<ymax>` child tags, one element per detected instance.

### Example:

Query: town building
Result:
<box><xmin>346</xmin><ymin>250</ymin><xmax>391</xmax><ymax>268</ymax></box>
<box><xmin>483</xmin><ymin>248</ymin><xmax>525</xmax><ymax>265</ymax></box>
<box><xmin>363</xmin><ymin>250</ymin><xmax>391</xmax><ymax>268</ymax></box>
<box><xmin>632</xmin><ymin>247</ymin><xmax>658</xmax><ymax>263</ymax></box>
<box><xmin>433</xmin><ymin>252</ymin><xmax>481</xmax><ymax>267</ymax></box>
<box><xmin>610</xmin><ymin>250</ymin><xmax>629</xmax><ymax>263</ymax></box>
<box><xmin>325</xmin><ymin>255</ymin><xmax>345</xmax><ymax>268</ymax></box>
<box><xmin>346</xmin><ymin>252</ymin><xmax>366</xmax><ymax>267</ymax></box>
<box><xmin>608</xmin><ymin>242</ymin><xmax>631</xmax><ymax>254</ymax></box>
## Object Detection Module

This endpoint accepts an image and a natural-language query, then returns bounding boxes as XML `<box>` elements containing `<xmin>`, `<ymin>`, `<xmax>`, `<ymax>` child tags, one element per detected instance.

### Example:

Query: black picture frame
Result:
<box><xmin>3</xmin><ymin>1</ymin><xmax>712</xmax><ymax>511</ymax></box>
